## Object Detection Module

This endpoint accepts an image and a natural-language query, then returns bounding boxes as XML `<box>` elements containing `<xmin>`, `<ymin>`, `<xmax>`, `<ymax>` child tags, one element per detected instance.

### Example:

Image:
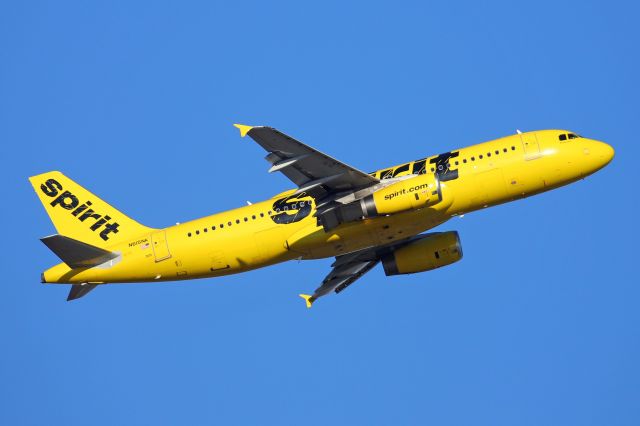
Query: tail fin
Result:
<box><xmin>29</xmin><ymin>171</ymin><xmax>153</xmax><ymax>248</ymax></box>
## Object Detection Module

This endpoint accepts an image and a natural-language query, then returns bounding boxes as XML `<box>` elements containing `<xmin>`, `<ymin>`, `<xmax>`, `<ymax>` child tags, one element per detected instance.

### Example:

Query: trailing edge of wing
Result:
<box><xmin>301</xmin><ymin>254</ymin><xmax>380</xmax><ymax>307</ymax></box>
<box><xmin>237</xmin><ymin>124</ymin><xmax>379</xmax><ymax>199</ymax></box>
<box><xmin>300</xmin><ymin>234</ymin><xmax>447</xmax><ymax>307</ymax></box>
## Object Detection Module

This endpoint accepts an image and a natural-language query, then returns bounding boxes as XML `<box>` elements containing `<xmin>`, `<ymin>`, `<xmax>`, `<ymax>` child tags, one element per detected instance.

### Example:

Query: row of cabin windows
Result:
<box><xmin>452</xmin><ymin>145</ymin><xmax>516</xmax><ymax>167</ymax></box>
<box><xmin>188</xmin><ymin>211</ymin><xmax>270</xmax><ymax>237</ymax></box>
<box><xmin>186</xmin><ymin>200</ymin><xmax>313</xmax><ymax>237</ymax></box>
<box><xmin>379</xmin><ymin>145</ymin><xmax>518</xmax><ymax>178</ymax></box>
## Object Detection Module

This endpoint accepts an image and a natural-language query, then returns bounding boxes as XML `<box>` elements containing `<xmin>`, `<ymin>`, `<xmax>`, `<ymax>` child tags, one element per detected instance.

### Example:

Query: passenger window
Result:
<box><xmin>220</xmin><ymin>224</ymin><xmax>224</xmax><ymax>228</ymax></box>
<box><xmin>487</xmin><ymin>153</ymin><xmax>491</xmax><ymax>157</ymax></box>
<box><xmin>511</xmin><ymin>146</ymin><xmax>515</xmax><ymax>150</ymax></box>
<box><xmin>495</xmin><ymin>150</ymin><xmax>499</xmax><ymax>155</ymax></box>
<box><xmin>471</xmin><ymin>157</ymin><xmax>475</xmax><ymax>161</ymax></box>
<box><xmin>260</xmin><ymin>213</ymin><xmax>264</xmax><ymax>218</ymax></box>
<box><xmin>212</xmin><ymin>226</ymin><xmax>216</xmax><ymax>230</ymax></box>
<box><xmin>455</xmin><ymin>161</ymin><xmax>459</xmax><ymax>165</ymax></box>
<box><xmin>252</xmin><ymin>215</ymin><xmax>256</xmax><ymax>220</ymax></box>
<box><xmin>188</xmin><ymin>232</ymin><xmax>192</xmax><ymax>237</ymax></box>
<box><xmin>559</xmin><ymin>134</ymin><xmax>567</xmax><ymax>141</ymax></box>
<box><xmin>503</xmin><ymin>148</ymin><xmax>507</xmax><ymax>153</ymax></box>
<box><xmin>196</xmin><ymin>230</ymin><xmax>200</xmax><ymax>235</ymax></box>
<box><xmin>479</xmin><ymin>154</ymin><xmax>483</xmax><ymax>159</ymax></box>
<box><xmin>204</xmin><ymin>228</ymin><xmax>207</xmax><ymax>233</ymax></box>
<box><xmin>463</xmin><ymin>159</ymin><xmax>467</xmax><ymax>163</ymax></box>
<box><xmin>228</xmin><ymin>221</ymin><xmax>232</xmax><ymax>226</ymax></box>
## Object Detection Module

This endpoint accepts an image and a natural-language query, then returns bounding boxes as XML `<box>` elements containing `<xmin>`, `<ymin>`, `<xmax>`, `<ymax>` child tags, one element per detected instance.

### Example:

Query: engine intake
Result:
<box><xmin>382</xmin><ymin>231</ymin><xmax>462</xmax><ymax>276</ymax></box>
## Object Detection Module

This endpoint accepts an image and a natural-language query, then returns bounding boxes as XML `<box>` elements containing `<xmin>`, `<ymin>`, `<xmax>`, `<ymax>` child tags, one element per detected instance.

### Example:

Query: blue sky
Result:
<box><xmin>1</xmin><ymin>1</ymin><xmax>639</xmax><ymax>425</ymax></box>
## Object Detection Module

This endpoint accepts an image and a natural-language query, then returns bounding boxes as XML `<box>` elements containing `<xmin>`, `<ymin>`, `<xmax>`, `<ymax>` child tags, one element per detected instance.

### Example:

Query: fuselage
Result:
<box><xmin>42</xmin><ymin>129</ymin><xmax>614</xmax><ymax>285</ymax></box>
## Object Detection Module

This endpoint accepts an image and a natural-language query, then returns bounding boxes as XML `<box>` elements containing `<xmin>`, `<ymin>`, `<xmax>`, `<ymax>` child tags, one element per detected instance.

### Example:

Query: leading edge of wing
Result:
<box><xmin>233</xmin><ymin>123</ymin><xmax>379</xmax><ymax>195</ymax></box>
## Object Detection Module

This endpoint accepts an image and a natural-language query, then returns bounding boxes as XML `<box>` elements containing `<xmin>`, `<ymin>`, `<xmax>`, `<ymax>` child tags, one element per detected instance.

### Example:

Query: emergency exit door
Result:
<box><xmin>151</xmin><ymin>230</ymin><xmax>171</xmax><ymax>262</ymax></box>
<box><xmin>520</xmin><ymin>132</ymin><xmax>541</xmax><ymax>159</ymax></box>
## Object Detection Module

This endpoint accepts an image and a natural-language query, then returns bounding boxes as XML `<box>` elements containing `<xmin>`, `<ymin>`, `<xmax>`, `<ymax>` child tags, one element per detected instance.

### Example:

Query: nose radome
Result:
<box><xmin>594</xmin><ymin>140</ymin><xmax>614</xmax><ymax>166</ymax></box>
<box><xmin>583</xmin><ymin>140</ymin><xmax>614</xmax><ymax>175</ymax></box>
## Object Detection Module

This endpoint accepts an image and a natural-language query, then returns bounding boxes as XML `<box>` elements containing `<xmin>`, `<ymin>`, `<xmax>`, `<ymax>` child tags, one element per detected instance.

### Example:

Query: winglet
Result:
<box><xmin>233</xmin><ymin>124</ymin><xmax>253</xmax><ymax>138</ymax></box>
<box><xmin>299</xmin><ymin>294</ymin><xmax>314</xmax><ymax>309</ymax></box>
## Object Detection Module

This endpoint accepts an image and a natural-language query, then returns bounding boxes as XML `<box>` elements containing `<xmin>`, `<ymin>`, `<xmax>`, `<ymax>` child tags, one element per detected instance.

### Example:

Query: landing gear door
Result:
<box><xmin>151</xmin><ymin>230</ymin><xmax>171</xmax><ymax>262</ymax></box>
<box><xmin>520</xmin><ymin>132</ymin><xmax>541</xmax><ymax>159</ymax></box>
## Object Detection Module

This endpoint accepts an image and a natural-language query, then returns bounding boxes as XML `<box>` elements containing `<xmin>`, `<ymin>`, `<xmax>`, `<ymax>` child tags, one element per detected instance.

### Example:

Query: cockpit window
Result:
<box><xmin>559</xmin><ymin>133</ymin><xmax>582</xmax><ymax>141</ymax></box>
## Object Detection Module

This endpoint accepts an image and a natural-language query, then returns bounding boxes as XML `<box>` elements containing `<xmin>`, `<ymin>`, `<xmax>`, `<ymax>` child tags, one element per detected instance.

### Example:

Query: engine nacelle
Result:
<box><xmin>324</xmin><ymin>174</ymin><xmax>443</xmax><ymax>228</ymax></box>
<box><xmin>362</xmin><ymin>173</ymin><xmax>441</xmax><ymax>217</ymax></box>
<box><xmin>382</xmin><ymin>231</ymin><xmax>462</xmax><ymax>276</ymax></box>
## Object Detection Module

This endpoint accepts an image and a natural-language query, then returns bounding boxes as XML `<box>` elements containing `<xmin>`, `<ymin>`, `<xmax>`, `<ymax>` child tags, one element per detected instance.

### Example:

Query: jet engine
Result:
<box><xmin>382</xmin><ymin>231</ymin><xmax>462</xmax><ymax>276</ymax></box>
<box><xmin>361</xmin><ymin>173</ymin><xmax>441</xmax><ymax>216</ymax></box>
<box><xmin>320</xmin><ymin>173</ymin><xmax>443</xmax><ymax>229</ymax></box>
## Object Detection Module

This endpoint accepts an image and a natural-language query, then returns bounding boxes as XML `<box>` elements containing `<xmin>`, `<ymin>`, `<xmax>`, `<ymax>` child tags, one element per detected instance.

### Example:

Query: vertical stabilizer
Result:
<box><xmin>29</xmin><ymin>171</ymin><xmax>153</xmax><ymax>248</ymax></box>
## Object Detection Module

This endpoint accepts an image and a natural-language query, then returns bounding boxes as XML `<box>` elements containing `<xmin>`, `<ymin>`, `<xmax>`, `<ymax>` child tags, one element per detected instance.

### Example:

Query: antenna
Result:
<box><xmin>516</xmin><ymin>129</ymin><xmax>522</xmax><ymax>134</ymax></box>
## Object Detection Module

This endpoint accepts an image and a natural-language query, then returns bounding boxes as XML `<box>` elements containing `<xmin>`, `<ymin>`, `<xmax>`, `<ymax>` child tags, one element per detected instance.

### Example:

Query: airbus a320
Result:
<box><xmin>30</xmin><ymin>125</ymin><xmax>614</xmax><ymax>306</ymax></box>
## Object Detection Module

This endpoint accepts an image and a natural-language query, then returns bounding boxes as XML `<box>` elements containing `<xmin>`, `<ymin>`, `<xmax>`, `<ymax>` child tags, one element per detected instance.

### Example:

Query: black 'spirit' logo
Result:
<box><xmin>429</xmin><ymin>151</ymin><xmax>459</xmax><ymax>181</ymax></box>
<box><xmin>40</xmin><ymin>178</ymin><xmax>120</xmax><ymax>241</ymax></box>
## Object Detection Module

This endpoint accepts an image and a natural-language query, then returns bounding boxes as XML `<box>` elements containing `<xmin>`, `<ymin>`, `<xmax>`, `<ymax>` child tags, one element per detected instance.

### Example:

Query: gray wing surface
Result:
<box><xmin>235</xmin><ymin>124</ymin><xmax>379</xmax><ymax>199</ymax></box>
<box><xmin>298</xmin><ymin>235</ymin><xmax>432</xmax><ymax>307</ymax></box>
<box><xmin>300</xmin><ymin>251</ymin><xmax>380</xmax><ymax>308</ymax></box>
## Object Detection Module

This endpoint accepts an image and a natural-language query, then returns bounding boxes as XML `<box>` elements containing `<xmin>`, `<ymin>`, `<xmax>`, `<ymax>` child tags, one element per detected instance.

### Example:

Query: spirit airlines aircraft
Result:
<box><xmin>30</xmin><ymin>125</ymin><xmax>614</xmax><ymax>306</ymax></box>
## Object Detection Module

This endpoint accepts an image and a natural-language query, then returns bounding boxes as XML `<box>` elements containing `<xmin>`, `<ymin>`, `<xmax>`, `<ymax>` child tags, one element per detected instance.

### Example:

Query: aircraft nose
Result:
<box><xmin>582</xmin><ymin>139</ymin><xmax>614</xmax><ymax>175</ymax></box>
<box><xmin>592</xmin><ymin>140</ymin><xmax>614</xmax><ymax>167</ymax></box>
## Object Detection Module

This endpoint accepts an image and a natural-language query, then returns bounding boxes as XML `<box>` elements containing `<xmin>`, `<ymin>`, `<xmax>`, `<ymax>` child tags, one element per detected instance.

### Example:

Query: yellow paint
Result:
<box><xmin>370</xmin><ymin>173</ymin><xmax>440</xmax><ymax>215</ymax></box>
<box><xmin>384</xmin><ymin>231</ymin><xmax>461</xmax><ymax>274</ymax></box>
<box><xmin>299</xmin><ymin>294</ymin><xmax>314</xmax><ymax>308</ymax></box>
<box><xmin>28</xmin><ymin>171</ymin><xmax>152</xmax><ymax>248</ymax></box>
<box><xmin>31</xmin><ymin>129</ymin><xmax>614</xmax><ymax>303</ymax></box>
<box><xmin>233</xmin><ymin>123</ymin><xmax>253</xmax><ymax>137</ymax></box>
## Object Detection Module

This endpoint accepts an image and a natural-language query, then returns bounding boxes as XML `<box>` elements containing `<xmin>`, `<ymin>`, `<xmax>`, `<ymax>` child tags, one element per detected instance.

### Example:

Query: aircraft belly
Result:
<box><xmin>253</xmin><ymin>226</ymin><xmax>297</xmax><ymax>264</ymax></box>
<box><xmin>287</xmin><ymin>210</ymin><xmax>448</xmax><ymax>260</ymax></box>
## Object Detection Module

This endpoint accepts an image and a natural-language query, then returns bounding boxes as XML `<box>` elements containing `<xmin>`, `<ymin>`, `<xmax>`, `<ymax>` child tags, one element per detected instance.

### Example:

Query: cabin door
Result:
<box><xmin>520</xmin><ymin>132</ymin><xmax>541</xmax><ymax>159</ymax></box>
<box><xmin>151</xmin><ymin>230</ymin><xmax>171</xmax><ymax>262</ymax></box>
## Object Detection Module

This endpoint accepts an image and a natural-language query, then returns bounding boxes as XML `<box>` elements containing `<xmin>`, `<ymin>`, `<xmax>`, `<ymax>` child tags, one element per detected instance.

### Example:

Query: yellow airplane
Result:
<box><xmin>30</xmin><ymin>125</ymin><xmax>614</xmax><ymax>306</ymax></box>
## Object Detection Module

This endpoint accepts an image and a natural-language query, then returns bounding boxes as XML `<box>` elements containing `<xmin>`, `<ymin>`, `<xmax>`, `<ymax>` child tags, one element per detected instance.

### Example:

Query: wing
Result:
<box><xmin>299</xmin><ymin>250</ymin><xmax>380</xmax><ymax>308</ymax></box>
<box><xmin>298</xmin><ymin>234</ymin><xmax>441</xmax><ymax>308</ymax></box>
<box><xmin>235</xmin><ymin>124</ymin><xmax>379</xmax><ymax>200</ymax></box>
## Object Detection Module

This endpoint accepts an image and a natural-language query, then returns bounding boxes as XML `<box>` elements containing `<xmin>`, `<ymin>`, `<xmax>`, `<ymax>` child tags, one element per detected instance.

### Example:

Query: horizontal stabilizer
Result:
<box><xmin>67</xmin><ymin>283</ymin><xmax>98</xmax><ymax>301</ymax></box>
<box><xmin>41</xmin><ymin>234</ymin><xmax>118</xmax><ymax>269</ymax></box>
